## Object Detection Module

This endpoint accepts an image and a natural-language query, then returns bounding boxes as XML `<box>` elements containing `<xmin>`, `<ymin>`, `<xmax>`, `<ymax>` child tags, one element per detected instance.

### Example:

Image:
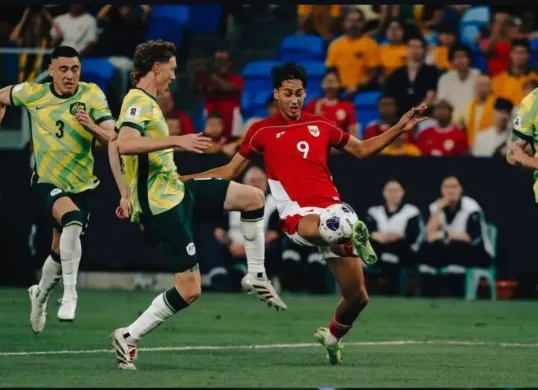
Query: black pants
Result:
<box><xmin>370</xmin><ymin>239</ymin><xmax>417</xmax><ymax>296</ymax></box>
<box><xmin>279</xmin><ymin>238</ymin><xmax>331</xmax><ymax>294</ymax></box>
<box><xmin>419</xmin><ymin>240</ymin><xmax>492</xmax><ymax>297</ymax></box>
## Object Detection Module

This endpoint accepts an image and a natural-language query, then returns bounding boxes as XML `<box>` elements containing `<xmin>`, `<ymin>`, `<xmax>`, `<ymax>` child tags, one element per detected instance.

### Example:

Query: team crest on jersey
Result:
<box><xmin>69</xmin><ymin>102</ymin><xmax>86</xmax><ymax>115</ymax></box>
<box><xmin>308</xmin><ymin>125</ymin><xmax>320</xmax><ymax>137</ymax></box>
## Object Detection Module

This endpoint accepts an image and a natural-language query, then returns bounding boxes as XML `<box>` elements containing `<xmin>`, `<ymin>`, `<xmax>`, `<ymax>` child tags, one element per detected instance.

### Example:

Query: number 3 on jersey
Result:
<box><xmin>297</xmin><ymin>141</ymin><xmax>310</xmax><ymax>159</ymax></box>
<box><xmin>55</xmin><ymin>120</ymin><xmax>64</xmax><ymax>138</ymax></box>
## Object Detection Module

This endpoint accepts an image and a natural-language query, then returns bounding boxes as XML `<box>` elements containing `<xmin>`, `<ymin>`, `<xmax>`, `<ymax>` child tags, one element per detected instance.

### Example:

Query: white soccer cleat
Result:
<box><xmin>111</xmin><ymin>328</ymin><xmax>138</xmax><ymax>370</ymax></box>
<box><xmin>57</xmin><ymin>297</ymin><xmax>78</xmax><ymax>322</ymax></box>
<box><xmin>241</xmin><ymin>273</ymin><xmax>288</xmax><ymax>311</ymax></box>
<box><xmin>28</xmin><ymin>285</ymin><xmax>47</xmax><ymax>333</ymax></box>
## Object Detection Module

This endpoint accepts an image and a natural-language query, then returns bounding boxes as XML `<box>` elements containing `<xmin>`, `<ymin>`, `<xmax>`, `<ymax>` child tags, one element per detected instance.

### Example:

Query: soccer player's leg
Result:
<box><xmin>191</xmin><ymin>178</ymin><xmax>286</xmax><ymax>310</ymax></box>
<box><xmin>112</xmin><ymin>196</ymin><xmax>200</xmax><ymax>370</ymax></box>
<box><xmin>52</xmin><ymin>195</ymin><xmax>85</xmax><ymax>322</ymax></box>
<box><xmin>315</xmin><ymin>251</ymin><xmax>369</xmax><ymax>365</ymax></box>
<box><xmin>28</xmin><ymin>228</ymin><xmax>62</xmax><ymax>333</ymax></box>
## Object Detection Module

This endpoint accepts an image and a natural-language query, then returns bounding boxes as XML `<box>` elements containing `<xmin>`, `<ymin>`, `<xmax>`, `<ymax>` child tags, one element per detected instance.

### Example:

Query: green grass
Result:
<box><xmin>0</xmin><ymin>288</ymin><xmax>536</xmax><ymax>387</ymax></box>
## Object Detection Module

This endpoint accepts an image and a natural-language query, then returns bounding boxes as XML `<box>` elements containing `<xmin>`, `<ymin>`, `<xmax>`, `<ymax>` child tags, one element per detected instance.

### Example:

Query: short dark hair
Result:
<box><xmin>346</xmin><ymin>7</ymin><xmax>365</xmax><ymax>21</ymax></box>
<box><xmin>494</xmin><ymin>97</ymin><xmax>514</xmax><ymax>113</ymax></box>
<box><xmin>511</xmin><ymin>38</ymin><xmax>530</xmax><ymax>53</ymax></box>
<box><xmin>448</xmin><ymin>43</ymin><xmax>474</xmax><ymax>64</ymax></box>
<box><xmin>271</xmin><ymin>62</ymin><xmax>308</xmax><ymax>89</ymax></box>
<box><xmin>406</xmin><ymin>35</ymin><xmax>426</xmax><ymax>48</ymax></box>
<box><xmin>131</xmin><ymin>40</ymin><xmax>177</xmax><ymax>85</ymax></box>
<box><xmin>322</xmin><ymin>68</ymin><xmax>340</xmax><ymax>82</ymax></box>
<box><xmin>378</xmin><ymin>94</ymin><xmax>396</xmax><ymax>105</ymax></box>
<box><xmin>206</xmin><ymin>111</ymin><xmax>223</xmax><ymax>121</ymax></box>
<box><xmin>51</xmin><ymin>46</ymin><xmax>79</xmax><ymax>59</ymax></box>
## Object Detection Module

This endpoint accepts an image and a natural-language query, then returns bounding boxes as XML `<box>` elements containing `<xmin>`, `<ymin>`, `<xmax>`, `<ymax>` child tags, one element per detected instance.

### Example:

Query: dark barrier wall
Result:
<box><xmin>1</xmin><ymin>149</ymin><xmax>537</xmax><ymax>285</ymax></box>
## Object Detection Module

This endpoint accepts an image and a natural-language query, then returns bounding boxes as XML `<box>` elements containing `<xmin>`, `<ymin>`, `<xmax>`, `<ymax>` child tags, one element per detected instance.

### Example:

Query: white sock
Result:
<box><xmin>37</xmin><ymin>255</ymin><xmax>62</xmax><ymax>300</ymax></box>
<box><xmin>59</xmin><ymin>225</ymin><xmax>83</xmax><ymax>300</ymax></box>
<box><xmin>125</xmin><ymin>293</ymin><xmax>175</xmax><ymax>343</ymax></box>
<box><xmin>326</xmin><ymin>332</ymin><xmax>340</xmax><ymax>345</ymax></box>
<box><xmin>240</xmin><ymin>217</ymin><xmax>266</xmax><ymax>275</ymax></box>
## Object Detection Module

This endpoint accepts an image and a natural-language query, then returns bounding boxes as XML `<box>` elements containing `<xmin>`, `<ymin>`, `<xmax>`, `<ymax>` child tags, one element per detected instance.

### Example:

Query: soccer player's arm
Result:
<box><xmin>340</xmin><ymin>122</ymin><xmax>403</xmax><ymax>159</ymax></box>
<box><xmin>0</xmin><ymin>82</ymin><xmax>39</xmax><ymax>124</ymax></box>
<box><xmin>507</xmin><ymin>94</ymin><xmax>537</xmax><ymax>168</ymax></box>
<box><xmin>85</xmin><ymin>84</ymin><xmax>115</xmax><ymax>146</ymax></box>
<box><xmin>180</xmin><ymin>122</ymin><xmax>260</xmax><ymax>180</ymax></box>
<box><xmin>117</xmin><ymin>103</ymin><xmax>180</xmax><ymax>155</ymax></box>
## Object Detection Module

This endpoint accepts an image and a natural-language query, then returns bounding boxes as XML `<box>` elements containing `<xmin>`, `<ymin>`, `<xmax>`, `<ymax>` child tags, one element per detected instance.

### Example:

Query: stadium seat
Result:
<box><xmin>147</xmin><ymin>6</ymin><xmax>190</xmax><ymax>48</ymax></box>
<box><xmin>81</xmin><ymin>58</ymin><xmax>115</xmax><ymax>93</ymax></box>
<box><xmin>459</xmin><ymin>6</ymin><xmax>490</xmax><ymax>47</ymax></box>
<box><xmin>463</xmin><ymin>223</ymin><xmax>498</xmax><ymax>300</ymax></box>
<box><xmin>242</xmin><ymin>60</ymin><xmax>281</xmax><ymax>93</ymax></box>
<box><xmin>353</xmin><ymin>90</ymin><xmax>382</xmax><ymax>109</ymax></box>
<box><xmin>472</xmin><ymin>44</ymin><xmax>488</xmax><ymax>73</ymax></box>
<box><xmin>301</xmin><ymin>61</ymin><xmax>327</xmax><ymax>88</ymax></box>
<box><xmin>278</xmin><ymin>35</ymin><xmax>325</xmax><ymax>62</ymax></box>
<box><xmin>189</xmin><ymin>5</ymin><xmax>221</xmax><ymax>33</ymax></box>
<box><xmin>241</xmin><ymin>90</ymin><xmax>272</xmax><ymax>118</ymax></box>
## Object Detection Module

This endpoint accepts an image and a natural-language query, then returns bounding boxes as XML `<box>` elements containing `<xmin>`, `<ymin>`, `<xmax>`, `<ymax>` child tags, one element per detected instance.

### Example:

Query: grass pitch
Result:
<box><xmin>0</xmin><ymin>288</ymin><xmax>536</xmax><ymax>387</ymax></box>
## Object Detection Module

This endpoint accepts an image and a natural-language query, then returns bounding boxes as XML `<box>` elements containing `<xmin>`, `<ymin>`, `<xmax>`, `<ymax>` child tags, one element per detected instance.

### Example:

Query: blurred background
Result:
<box><xmin>1</xmin><ymin>3</ymin><xmax>538</xmax><ymax>301</ymax></box>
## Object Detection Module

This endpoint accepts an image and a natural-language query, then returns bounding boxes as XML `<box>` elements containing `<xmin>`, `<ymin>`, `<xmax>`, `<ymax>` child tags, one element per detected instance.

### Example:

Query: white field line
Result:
<box><xmin>1</xmin><ymin>339</ymin><xmax>538</xmax><ymax>357</ymax></box>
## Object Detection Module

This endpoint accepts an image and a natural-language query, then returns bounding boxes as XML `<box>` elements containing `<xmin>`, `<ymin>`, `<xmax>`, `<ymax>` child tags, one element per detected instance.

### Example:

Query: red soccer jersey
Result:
<box><xmin>239</xmin><ymin>112</ymin><xmax>351</xmax><ymax>214</ymax></box>
<box><xmin>304</xmin><ymin>99</ymin><xmax>357</xmax><ymax>132</ymax></box>
<box><xmin>415</xmin><ymin>125</ymin><xmax>468</xmax><ymax>156</ymax></box>
<box><xmin>362</xmin><ymin>120</ymin><xmax>391</xmax><ymax>140</ymax></box>
<box><xmin>198</xmin><ymin>73</ymin><xmax>244</xmax><ymax>137</ymax></box>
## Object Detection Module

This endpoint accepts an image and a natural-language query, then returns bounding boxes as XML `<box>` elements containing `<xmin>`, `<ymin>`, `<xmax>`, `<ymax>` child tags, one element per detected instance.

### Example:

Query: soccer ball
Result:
<box><xmin>319</xmin><ymin>204</ymin><xmax>359</xmax><ymax>244</ymax></box>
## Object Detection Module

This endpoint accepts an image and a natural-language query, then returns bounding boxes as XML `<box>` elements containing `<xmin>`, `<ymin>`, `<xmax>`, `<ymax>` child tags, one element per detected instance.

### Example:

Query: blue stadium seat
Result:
<box><xmin>278</xmin><ymin>35</ymin><xmax>325</xmax><ymax>62</ymax></box>
<box><xmin>81</xmin><ymin>58</ymin><xmax>115</xmax><ymax>93</ymax></box>
<box><xmin>151</xmin><ymin>5</ymin><xmax>189</xmax><ymax>23</ymax></box>
<box><xmin>301</xmin><ymin>61</ymin><xmax>326</xmax><ymax>89</ymax></box>
<box><xmin>356</xmin><ymin>108</ymin><xmax>380</xmax><ymax>138</ymax></box>
<box><xmin>353</xmin><ymin>90</ymin><xmax>382</xmax><ymax>108</ymax></box>
<box><xmin>242</xmin><ymin>90</ymin><xmax>272</xmax><ymax>118</ymax></box>
<box><xmin>459</xmin><ymin>6</ymin><xmax>490</xmax><ymax>47</ymax></box>
<box><xmin>243</xmin><ymin>60</ymin><xmax>281</xmax><ymax>93</ymax></box>
<box><xmin>147</xmin><ymin>6</ymin><xmax>190</xmax><ymax>48</ymax></box>
<box><xmin>189</xmin><ymin>5</ymin><xmax>221</xmax><ymax>33</ymax></box>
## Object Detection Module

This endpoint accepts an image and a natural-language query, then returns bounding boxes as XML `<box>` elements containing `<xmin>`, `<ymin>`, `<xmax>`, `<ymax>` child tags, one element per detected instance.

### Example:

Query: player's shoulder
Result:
<box><xmin>13</xmin><ymin>81</ymin><xmax>46</xmax><ymax>93</ymax></box>
<box><xmin>246</xmin><ymin>115</ymin><xmax>283</xmax><ymax>132</ymax></box>
<box><xmin>401</xmin><ymin>204</ymin><xmax>421</xmax><ymax>218</ymax></box>
<box><xmin>461</xmin><ymin>196</ymin><xmax>482</xmax><ymax>212</ymax></box>
<box><xmin>122</xmin><ymin>88</ymin><xmax>155</xmax><ymax>108</ymax></box>
<box><xmin>302</xmin><ymin>112</ymin><xmax>334</xmax><ymax>125</ymax></box>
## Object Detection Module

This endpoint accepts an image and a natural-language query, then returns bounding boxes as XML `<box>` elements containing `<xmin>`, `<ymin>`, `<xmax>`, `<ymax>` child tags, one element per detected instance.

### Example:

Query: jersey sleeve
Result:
<box><xmin>89</xmin><ymin>84</ymin><xmax>114</xmax><ymax>124</ymax></box>
<box><xmin>10</xmin><ymin>82</ymin><xmax>45</xmax><ymax>108</ymax></box>
<box><xmin>325</xmin><ymin>121</ymin><xmax>350</xmax><ymax>149</ymax></box>
<box><xmin>513</xmin><ymin>92</ymin><xmax>538</xmax><ymax>143</ymax></box>
<box><xmin>117</xmin><ymin>97</ymin><xmax>153</xmax><ymax>134</ymax></box>
<box><xmin>238</xmin><ymin>122</ymin><xmax>262</xmax><ymax>159</ymax></box>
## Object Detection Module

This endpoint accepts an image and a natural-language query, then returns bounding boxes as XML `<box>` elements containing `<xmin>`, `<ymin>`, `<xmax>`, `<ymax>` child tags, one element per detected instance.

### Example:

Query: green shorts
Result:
<box><xmin>143</xmin><ymin>178</ymin><xmax>230</xmax><ymax>273</ymax></box>
<box><xmin>33</xmin><ymin>182</ymin><xmax>94</xmax><ymax>233</ymax></box>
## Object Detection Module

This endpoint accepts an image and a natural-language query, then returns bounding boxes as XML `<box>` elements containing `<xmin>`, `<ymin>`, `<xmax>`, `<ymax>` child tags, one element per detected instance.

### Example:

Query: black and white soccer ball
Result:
<box><xmin>319</xmin><ymin>204</ymin><xmax>358</xmax><ymax>244</ymax></box>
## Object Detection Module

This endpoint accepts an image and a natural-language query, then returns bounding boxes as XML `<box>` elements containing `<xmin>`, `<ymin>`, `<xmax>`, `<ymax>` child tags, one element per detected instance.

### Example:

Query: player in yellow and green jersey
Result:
<box><xmin>109</xmin><ymin>40</ymin><xmax>286</xmax><ymax>371</ymax></box>
<box><xmin>507</xmin><ymin>87</ymin><xmax>538</xmax><ymax>195</ymax></box>
<box><xmin>0</xmin><ymin>46</ymin><xmax>116</xmax><ymax>331</ymax></box>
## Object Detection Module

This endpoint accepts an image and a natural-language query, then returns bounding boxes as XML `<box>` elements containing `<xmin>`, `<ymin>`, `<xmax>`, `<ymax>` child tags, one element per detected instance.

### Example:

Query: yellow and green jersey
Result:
<box><xmin>116</xmin><ymin>88</ymin><xmax>184</xmax><ymax>223</ymax></box>
<box><xmin>10</xmin><ymin>81</ymin><xmax>113</xmax><ymax>193</ymax></box>
<box><xmin>513</xmin><ymin>88</ymin><xmax>538</xmax><ymax>201</ymax></box>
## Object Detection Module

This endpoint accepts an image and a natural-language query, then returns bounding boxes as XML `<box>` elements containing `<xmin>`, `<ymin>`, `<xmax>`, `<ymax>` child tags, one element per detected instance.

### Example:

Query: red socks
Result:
<box><xmin>328</xmin><ymin>316</ymin><xmax>353</xmax><ymax>339</ymax></box>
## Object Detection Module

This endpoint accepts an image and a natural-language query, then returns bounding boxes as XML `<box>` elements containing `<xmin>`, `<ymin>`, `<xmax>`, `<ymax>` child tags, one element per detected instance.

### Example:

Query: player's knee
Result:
<box><xmin>61</xmin><ymin>210</ymin><xmax>84</xmax><ymax>230</ymax></box>
<box><xmin>247</xmin><ymin>187</ymin><xmax>265</xmax><ymax>210</ymax></box>
<box><xmin>343</xmin><ymin>285</ymin><xmax>369</xmax><ymax>308</ymax></box>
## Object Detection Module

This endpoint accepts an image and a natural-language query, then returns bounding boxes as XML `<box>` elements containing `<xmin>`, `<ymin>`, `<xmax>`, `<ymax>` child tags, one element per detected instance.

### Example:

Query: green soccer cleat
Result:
<box><xmin>314</xmin><ymin>327</ymin><xmax>343</xmax><ymax>365</ymax></box>
<box><xmin>352</xmin><ymin>220</ymin><xmax>378</xmax><ymax>265</ymax></box>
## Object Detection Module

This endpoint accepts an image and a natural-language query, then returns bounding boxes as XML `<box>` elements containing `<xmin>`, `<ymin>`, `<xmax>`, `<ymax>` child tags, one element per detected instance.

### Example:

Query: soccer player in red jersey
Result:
<box><xmin>182</xmin><ymin>62</ymin><xmax>427</xmax><ymax>364</ymax></box>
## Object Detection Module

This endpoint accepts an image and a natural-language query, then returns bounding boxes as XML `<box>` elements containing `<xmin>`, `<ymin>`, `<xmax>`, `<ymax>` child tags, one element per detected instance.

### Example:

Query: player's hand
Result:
<box><xmin>173</xmin><ymin>133</ymin><xmax>212</xmax><ymax>154</ymax></box>
<box><xmin>115</xmin><ymin>196</ymin><xmax>132</xmax><ymax>220</ymax></box>
<box><xmin>510</xmin><ymin>146</ymin><xmax>527</xmax><ymax>164</ymax></box>
<box><xmin>397</xmin><ymin>104</ymin><xmax>429</xmax><ymax>132</ymax></box>
<box><xmin>75</xmin><ymin>110</ymin><xmax>96</xmax><ymax>132</ymax></box>
<box><xmin>435</xmin><ymin>197</ymin><xmax>449</xmax><ymax>210</ymax></box>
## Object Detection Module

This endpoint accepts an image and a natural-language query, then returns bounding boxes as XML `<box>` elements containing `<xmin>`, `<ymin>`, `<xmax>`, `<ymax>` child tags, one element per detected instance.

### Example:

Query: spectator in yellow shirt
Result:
<box><xmin>426</xmin><ymin>24</ymin><xmax>457</xmax><ymax>72</ymax></box>
<box><xmin>326</xmin><ymin>7</ymin><xmax>381</xmax><ymax>97</ymax></box>
<box><xmin>379</xmin><ymin>19</ymin><xmax>407</xmax><ymax>83</ymax></box>
<box><xmin>297</xmin><ymin>5</ymin><xmax>342</xmax><ymax>41</ymax></box>
<box><xmin>381</xmin><ymin>132</ymin><xmax>422</xmax><ymax>156</ymax></box>
<box><xmin>492</xmin><ymin>39</ymin><xmax>538</xmax><ymax>106</ymax></box>
<box><xmin>455</xmin><ymin>74</ymin><xmax>496</xmax><ymax>146</ymax></box>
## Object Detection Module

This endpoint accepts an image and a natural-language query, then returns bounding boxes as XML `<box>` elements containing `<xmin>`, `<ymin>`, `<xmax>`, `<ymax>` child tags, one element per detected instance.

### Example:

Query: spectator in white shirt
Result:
<box><xmin>437</xmin><ymin>43</ymin><xmax>481</xmax><ymax>115</ymax></box>
<box><xmin>473</xmin><ymin>98</ymin><xmax>513</xmax><ymax>157</ymax></box>
<box><xmin>51</xmin><ymin>5</ymin><xmax>96</xmax><ymax>56</ymax></box>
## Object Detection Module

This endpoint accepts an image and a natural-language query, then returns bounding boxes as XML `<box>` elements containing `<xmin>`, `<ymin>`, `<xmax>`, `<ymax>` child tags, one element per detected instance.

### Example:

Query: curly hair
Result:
<box><xmin>130</xmin><ymin>40</ymin><xmax>177</xmax><ymax>85</ymax></box>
